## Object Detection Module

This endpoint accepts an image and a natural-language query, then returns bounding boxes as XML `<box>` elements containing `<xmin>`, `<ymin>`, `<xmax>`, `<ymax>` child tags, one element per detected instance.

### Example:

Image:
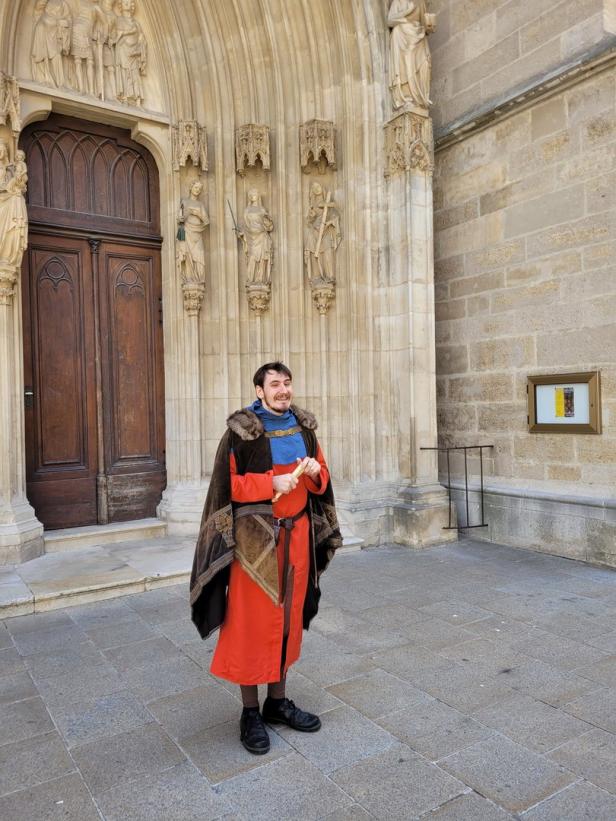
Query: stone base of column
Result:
<box><xmin>0</xmin><ymin>500</ymin><xmax>44</xmax><ymax>565</ymax></box>
<box><xmin>335</xmin><ymin>481</ymin><xmax>456</xmax><ymax>549</ymax></box>
<box><xmin>157</xmin><ymin>481</ymin><xmax>208</xmax><ymax>536</ymax></box>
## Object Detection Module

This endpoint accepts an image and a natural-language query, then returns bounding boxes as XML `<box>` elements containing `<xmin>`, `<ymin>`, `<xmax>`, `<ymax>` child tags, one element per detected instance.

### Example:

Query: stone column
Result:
<box><xmin>0</xmin><ymin>266</ymin><xmax>44</xmax><ymax>564</ymax></box>
<box><xmin>384</xmin><ymin>110</ymin><xmax>453</xmax><ymax>546</ymax></box>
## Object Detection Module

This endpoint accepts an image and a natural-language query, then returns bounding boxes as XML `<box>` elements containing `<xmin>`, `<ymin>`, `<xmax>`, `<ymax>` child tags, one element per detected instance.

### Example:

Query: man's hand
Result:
<box><xmin>298</xmin><ymin>456</ymin><xmax>321</xmax><ymax>481</ymax></box>
<box><xmin>272</xmin><ymin>473</ymin><xmax>299</xmax><ymax>496</ymax></box>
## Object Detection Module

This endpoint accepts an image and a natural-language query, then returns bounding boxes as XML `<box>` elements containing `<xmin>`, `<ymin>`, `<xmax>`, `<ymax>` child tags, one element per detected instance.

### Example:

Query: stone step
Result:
<box><xmin>0</xmin><ymin>531</ymin><xmax>363</xmax><ymax>618</ymax></box>
<box><xmin>43</xmin><ymin>518</ymin><xmax>168</xmax><ymax>553</ymax></box>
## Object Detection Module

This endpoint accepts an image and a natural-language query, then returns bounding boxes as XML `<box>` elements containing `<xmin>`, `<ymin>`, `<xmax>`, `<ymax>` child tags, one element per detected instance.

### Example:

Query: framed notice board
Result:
<box><xmin>527</xmin><ymin>372</ymin><xmax>602</xmax><ymax>434</ymax></box>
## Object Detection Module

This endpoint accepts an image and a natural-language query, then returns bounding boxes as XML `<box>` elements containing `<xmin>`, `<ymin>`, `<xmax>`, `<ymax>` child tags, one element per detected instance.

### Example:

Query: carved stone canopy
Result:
<box><xmin>300</xmin><ymin>119</ymin><xmax>336</xmax><ymax>174</ymax></box>
<box><xmin>384</xmin><ymin>110</ymin><xmax>434</xmax><ymax>177</ymax></box>
<box><xmin>235</xmin><ymin>124</ymin><xmax>271</xmax><ymax>176</ymax></box>
<box><xmin>172</xmin><ymin>120</ymin><xmax>208</xmax><ymax>171</ymax></box>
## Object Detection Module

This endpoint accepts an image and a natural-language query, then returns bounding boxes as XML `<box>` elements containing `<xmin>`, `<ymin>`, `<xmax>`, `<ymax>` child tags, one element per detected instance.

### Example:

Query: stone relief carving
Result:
<box><xmin>176</xmin><ymin>178</ymin><xmax>209</xmax><ymax>316</ymax></box>
<box><xmin>0</xmin><ymin>74</ymin><xmax>21</xmax><ymax>135</ymax></box>
<box><xmin>237</xmin><ymin>189</ymin><xmax>273</xmax><ymax>316</ymax></box>
<box><xmin>31</xmin><ymin>0</ymin><xmax>72</xmax><ymax>88</ymax></box>
<box><xmin>30</xmin><ymin>0</ymin><xmax>148</xmax><ymax>107</ymax></box>
<box><xmin>388</xmin><ymin>0</ymin><xmax>436</xmax><ymax>111</ymax></box>
<box><xmin>235</xmin><ymin>124</ymin><xmax>270</xmax><ymax>176</ymax></box>
<box><xmin>300</xmin><ymin>120</ymin><xmax>337</xmax><ymax>174</ymax></box>
<box><xmin>0</xmin><ymin>141</ymin><xmax>28</xmax><ymax>305</ymax></box>
<box><xmin>304</xmin><ymin>182</ymin><xmax>341</xmax><ymax>315</ymax></box>
<box><xmin>172</xmin><ymin>121</ymin><xmax>208</xmax><ymax>172</ymax></box>
<box><xmin>384</xmin><ymin>110</ymin><xmax>433</xmax><ymax>177</ymax></box>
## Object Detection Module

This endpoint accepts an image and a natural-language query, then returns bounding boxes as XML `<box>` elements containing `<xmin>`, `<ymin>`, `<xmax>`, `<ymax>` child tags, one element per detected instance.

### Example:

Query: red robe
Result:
<box><xmin>210</xmin><ymin>447</ymin><xmax>330</xmax><ymax>685</ymax></box>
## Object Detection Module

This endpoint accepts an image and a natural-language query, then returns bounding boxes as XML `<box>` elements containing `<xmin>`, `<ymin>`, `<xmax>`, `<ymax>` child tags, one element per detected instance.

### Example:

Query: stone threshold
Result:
<box><xmin>44</xmin><ymin>517</ymin><xmax>168</xmax><ymax>553</ymax></box>
<box><xmin>0</xmin><ymin>531</ymin><xmax>362</xmax><ymax>619</ymax></box>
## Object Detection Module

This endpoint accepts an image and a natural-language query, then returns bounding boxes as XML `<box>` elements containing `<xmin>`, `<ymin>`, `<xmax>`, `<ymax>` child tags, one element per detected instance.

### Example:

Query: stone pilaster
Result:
<box><xmin>0</xmin><ymin>277</ymin><xmax>44</xmax><ymax>564</ymax></box>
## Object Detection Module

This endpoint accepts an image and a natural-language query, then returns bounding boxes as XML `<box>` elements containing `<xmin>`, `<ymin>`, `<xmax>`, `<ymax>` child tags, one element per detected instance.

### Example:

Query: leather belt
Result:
<box><xmin>275</xmin><ymin>507</ymin><xmax>306</xmax><ymax>604</ymax></box>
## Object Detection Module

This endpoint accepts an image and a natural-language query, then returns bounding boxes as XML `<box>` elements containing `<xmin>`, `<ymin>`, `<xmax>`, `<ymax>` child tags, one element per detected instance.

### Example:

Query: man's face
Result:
<box><xmin>256</xmin><ymin>370</ymin><xmax>293</xmax><ymax>415</ymax></box>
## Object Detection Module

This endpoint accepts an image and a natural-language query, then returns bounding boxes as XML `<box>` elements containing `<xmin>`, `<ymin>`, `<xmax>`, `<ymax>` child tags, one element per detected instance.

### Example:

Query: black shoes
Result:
<box><xmin>262</xmin><ymin>696</ymin><xmax>322</xmax><ymax>732</ymax></box>
<box><xmin>240</xmin><ymin>707</ymin><xmax>270</xmax><ymax>755</ymax></box>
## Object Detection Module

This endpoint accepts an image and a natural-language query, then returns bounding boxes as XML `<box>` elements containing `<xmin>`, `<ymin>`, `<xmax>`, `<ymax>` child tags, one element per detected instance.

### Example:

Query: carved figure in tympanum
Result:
<box><xmin>114</xmin><ymin>0</ymin><xmax>147</xmax><ymax>107</ymax></box>
<box><xmin>303</xmin><ymin>182</ymin><xmax>341</xmax><ymax>286</ymax></box>
<box><xmin>31</xmin><ymin>0</ymin><xmax>72</xmax><ymax>88</ymax></box>
<box><xmin>71</xmin><ymin>0</ymin><xmax>106</xmax><ymax>96</ymax></box>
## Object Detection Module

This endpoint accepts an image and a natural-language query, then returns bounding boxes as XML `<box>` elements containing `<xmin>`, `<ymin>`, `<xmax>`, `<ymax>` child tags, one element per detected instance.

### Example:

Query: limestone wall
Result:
<box><xmin>430</xmin><ymin>0</ymin><xmax>616</xmax><ymax>134</ymax></box>
<box><xmin>433</xmin><ymin>61</ymin><xmax>616</xmax><ymax>564</ymax></box>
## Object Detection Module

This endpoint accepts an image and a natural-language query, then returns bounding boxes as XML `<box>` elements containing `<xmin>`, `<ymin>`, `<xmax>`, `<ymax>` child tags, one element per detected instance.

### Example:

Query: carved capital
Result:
<box><xmin>172</xmin><ymin>121</ymin><xmax>208</xmax><ymax>171</ymax></box>
<box><xmin>310</xmin><ymin>281</ymin><xmax>335</xmax><ymax>315</ymax></box>
<box><xmin>182</xmin><ymin>282</ymin><xmax>205</xmax><ymax>316</ymax></box>
<box><xmin>0</xmin><ymin>265</ymin><xmax>18</xmax><ymax>306</ymax></box>
<box><xmin>246</xmin><ymin>282</ymin><xmax>271</xmax><ymax>316</ymax></box>
<box><xmin>300</xmin><ymin>119</ymin><xmax>336</xmax><ymax>174</ymax></box>
<box><xmin>384</xmin><ymin>111</ymin><xmax>434</xmax><ymax>178</ymax></box>
<box><xmin>0</xmin><ymin>73</ymin><xmax>21</xmax><ymax>135</ymax></box>
<box><xmin>235</xmin><ymin>124</ymin><xmax>270</xmax><ymax>176</ymax></box>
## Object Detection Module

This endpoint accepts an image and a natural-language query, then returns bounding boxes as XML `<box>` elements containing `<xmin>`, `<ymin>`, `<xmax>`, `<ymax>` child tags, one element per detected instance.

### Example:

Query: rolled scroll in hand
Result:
<box><xmin>272</xmin><ymin>460</ymin><xmax>307</xmax><ymax>503</ymax></box>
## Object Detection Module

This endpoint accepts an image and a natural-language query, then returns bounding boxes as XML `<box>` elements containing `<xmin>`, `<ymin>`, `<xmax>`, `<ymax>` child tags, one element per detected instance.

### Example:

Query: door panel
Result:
<box><xmin>99</xmin><ymin>243</ymin><xmax>166</xmax><ymax>521</ymax></box>
<box><xmin>23</xmin><ymin>236</ymin><xmax>98</xmax><ymax>528</ymax></box>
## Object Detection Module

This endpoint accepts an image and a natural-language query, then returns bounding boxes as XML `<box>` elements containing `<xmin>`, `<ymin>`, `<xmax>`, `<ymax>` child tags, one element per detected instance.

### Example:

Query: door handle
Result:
<box><xmin>24</xmin><ymin>389</ymin><xmax>34</xmax><ymax>409</ymax></box>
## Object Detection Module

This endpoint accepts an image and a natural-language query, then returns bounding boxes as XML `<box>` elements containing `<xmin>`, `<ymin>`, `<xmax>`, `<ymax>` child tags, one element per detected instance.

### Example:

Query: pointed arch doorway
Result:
<box><xmin>20</xmin><ymin>114</ymin><xmax>166</xmax><ymax>530</ymax></box>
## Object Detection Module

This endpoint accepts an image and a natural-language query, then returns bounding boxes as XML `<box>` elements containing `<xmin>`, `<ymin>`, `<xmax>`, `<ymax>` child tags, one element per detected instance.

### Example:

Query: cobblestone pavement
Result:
<box><xmin>2</xmin><ymin>538</ymin><xmax>616</xmax><ymax>820</ymax></box>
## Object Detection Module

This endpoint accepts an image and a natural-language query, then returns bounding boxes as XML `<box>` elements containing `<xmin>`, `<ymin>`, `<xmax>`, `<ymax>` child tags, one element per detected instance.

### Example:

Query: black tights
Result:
<box><xmin>240</xmin><ymin>676</ymin><xmax>286</xmax><ymax>709</ymax></box>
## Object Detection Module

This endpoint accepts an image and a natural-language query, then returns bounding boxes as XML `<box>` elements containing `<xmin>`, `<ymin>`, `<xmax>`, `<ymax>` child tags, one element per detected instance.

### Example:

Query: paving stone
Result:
<box><xmin>586</xmin><ymin>631</ymin><xmax>616</xmax><ymax>654</ymax></box>
<box><xmin>13</xmin><ymin>619</ymin><xmax>87</xmax><ymax>653</ymax></box>
<box><xmin>520</xmin><ymin>779</ymin><xmax>616</xmax><ymax>820</ymax></box>
<box><xmin>48</xmin><ymin>690</ymin><xmax>154</xmax><ymax>747</ymax></box>
<box><xmin>147</xmin><ymin>682</ymin><xmax>240</xmax><ymax>740</ymax></box>
<box><xmin>68</xmin><ymin>598</ymin><xmax>139</xmax><ymax>629</ymax></box>
<box><xmin>0</xmin><ymin>624</ymin><xmax>13</xmax><ymax>649</ymax></box>
<box><xmin>123</xmin><ymin>586</ymin><xmax>184</xmax><ymax>612</ymax></box>
<box><xmin>120</xmin><ymin>655</ymin><xmax>207</xmax><ymax>702</ymax></box>
<box><xmin>293</xmin><ymin>632</ymin><xmax>376</xmax><ymax>687</ymax></box>
<box><xmin>368</xmin><ymin>642</ymin><xmax>452</xmax><ymax>684</ymax></box>
<box><xmin>0</xmin><ymin>647</ymin><xmax>26</xmax><ymax>678</ymax></box>
<box><xmin>284</xmin><ymin>669</ymin><xmax>345</xmax><ymax>716</ymax></box>
<box><xmin>327</xmin><ymin>668</ymin><xmax>430</xmax><ymax>719</ymax></box>
<box><xmin>502</xmin><ymin>658</ymin><xmax>600</xmax><ymax>707</ymax></box>
<box><xmin>0</xmin><ymin>732</ymin><xmax>74</xmax><ymax>796</ymax></box>
<box><xmin>355</xmin><ymin>602</ymin><xmax>433</xmax><ymax>631</ymax></box>
<box><xmin>0</xmin><ymin>671</ymin><xmax>37</xmax><ymax>706</ymax></box>
<box><xmin>23</xmin><ymin>641</ymin><xmax>106</xmax><ymax>681</ymax></box>
<box><xmin>437</xmin><ymin>735</ymin><xmax>576</xmax><ymax>813</ymax></box>
<box><xmin>153</xmin><ymin>616</ymin><xmax>197</xmax><ymax>644</ymax></box>
<box><xmin>562</xmin><ymin>687</ymin><xmax>616</xmax><ymax>734</ymax></box>
<box><xmin>376</xmin><ymin>699</ymin><xmax>494</xmax><ymax>761</ymax></box>
<box><xmin>473</xmin><ymin>693</ymin><xmax>593</xmax><ymax>753</ymax></box>
<box><xmin>217</xmin><ymin>752</ymin><xmax>352</xmax><ymax>820</ymax></box>
<box><xmin>95</xmin><ymin>760</ymin><xmax>233</xmax><ymax>821</ymax></box>
<box><xmin>0</xmin><ymin>771</ymin><xmax>100</xmax><ymax>821</ymax></box>
<box><xmin>547</xmin><ymin>728</ymin><xmax>616</xmax><ymax>794</ymax></box>
<box><xmin>126</xmin><ymin>598</ymin><xmax>188</xmax><ymax>626</ymax></box>
<box><xmin>408</xmin><ymin>617</ymin><xmax>479</xmax><ymax>651</ymax></box>
<box><xmin>313</xmin><ymin>607</ymin><xmax>408</xmax><ymax>655</ymax></box>
<box><xmin>182</xmin><ymin>717</ymin><xmax>293</xmax><ymax>783</ymax></box>
<box><xmin>273</xmin><ymin>704</ymin><xmax>396</xmax><ymax>774</ymax></box>
<box><xmin>331</xmin><ymin>743</ymin><xmax>465</xmax><ymax>819</ymax></box>
<box><xmin>6</xmin><ymin>610</ymin><xmax>74</xmax><ymax>636</ymax></box>
<box><xmin>35</xmin><ymin>660</ymin><xmax>124</xmax><ymax>706</ymax></box>
<box><xmin>415</xmin><ymin>663</ymin><xmax>515</xmax><ymax>713</ymax></box>
<box><xmin>424</xmin><ymin>792</ymin><xmax>514</xmax><ymax>820</ymax></box>
<box><xmin>533</xmin><ymin>612</ymin><xmax>611</xmax><ymax>642</ymax></box>
<box><xmin>0</xmin><ymin>696</ymin><xmax>54</xmax><ymax>746</ymax></box>
<box><xmin>321</xmin><ymin>805</ymin><xmax>373</xmax><ymax>820</ymax></box>
<box><xmin>104</xmin><ymin>635</ymin><xmax>185</xmax><ymax>672</ymax></box>
<box><xmin>507</xmin><ymin>629</ymin><xmax>608</xmax><ymax>672</ymax></box>
<box><xmin>417</xmin><ymin>599</ymin><xmax>494</xmax><ymax>625</ymax></box>
<box><xmin>84</xmin><ymin>616</ymin><xmax>159</xmax><ymax>649</ymax></box>
<box><xmin>576</xmin><ymin>654</ymin><xmax>616</xmax><ymax>688</ymax></box>
<box><xmin>71</xmin><ymin>722</ymin><xmax>186</xmax><ymax>795</ymax></box>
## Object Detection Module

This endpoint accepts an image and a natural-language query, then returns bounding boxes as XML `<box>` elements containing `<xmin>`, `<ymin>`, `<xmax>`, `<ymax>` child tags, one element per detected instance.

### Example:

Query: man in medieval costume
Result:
<box><xmin>190</xmin><ymin>362</ymin><xmax>342</xmax><ymax>754</ymax></box>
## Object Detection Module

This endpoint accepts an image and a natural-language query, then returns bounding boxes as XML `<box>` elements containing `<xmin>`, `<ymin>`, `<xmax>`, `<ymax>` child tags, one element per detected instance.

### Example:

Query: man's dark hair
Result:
<box><xmin>253</xmin><ymin>361</ymin><xmax>293</xmax><ymax>388</ymax></box>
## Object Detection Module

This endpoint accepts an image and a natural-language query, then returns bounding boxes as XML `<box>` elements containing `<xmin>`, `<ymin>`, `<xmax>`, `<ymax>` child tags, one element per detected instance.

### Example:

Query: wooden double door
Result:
<box><xmin>21</xmin><ymin>116</ymin><xmax>166</xmax><ymax>530</ymax></box>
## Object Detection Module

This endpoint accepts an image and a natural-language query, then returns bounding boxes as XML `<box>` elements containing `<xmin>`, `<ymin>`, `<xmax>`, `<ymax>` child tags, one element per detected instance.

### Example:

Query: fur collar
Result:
<box><xmin>227</xmin><ymin>404</ymin><xmax>318</xmax><ymax>441</ymax></box>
